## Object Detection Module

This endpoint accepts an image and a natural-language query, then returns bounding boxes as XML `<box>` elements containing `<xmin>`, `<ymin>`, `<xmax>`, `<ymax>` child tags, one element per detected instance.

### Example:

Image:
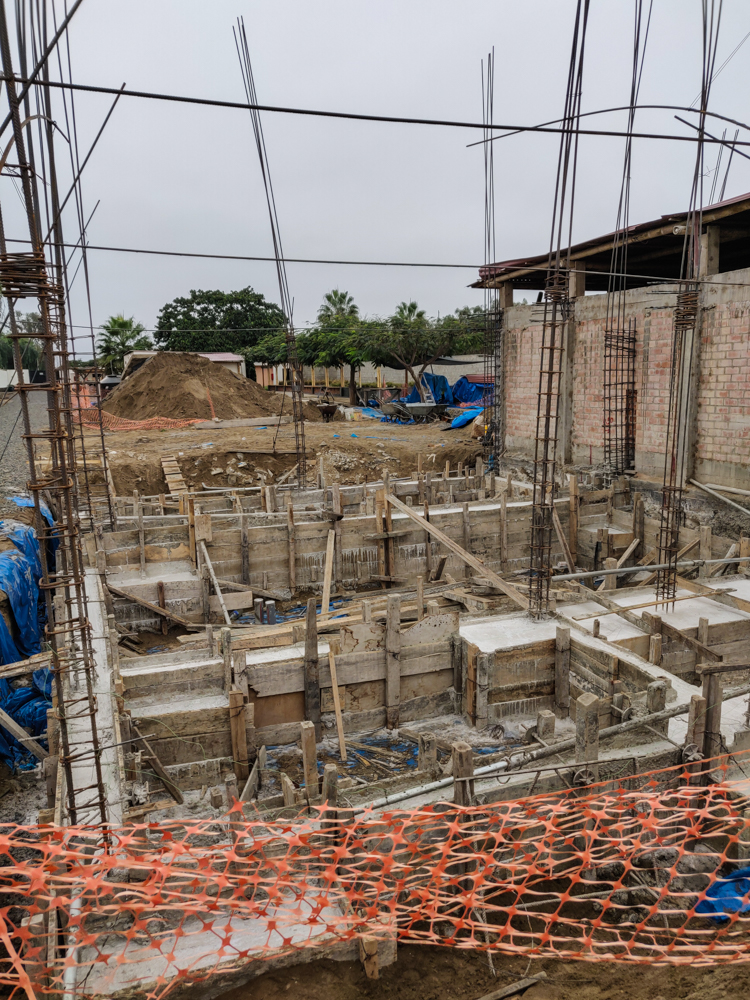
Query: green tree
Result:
<box><xmin>97</xmin><ymin>315</ymin><xmax>152</xmax><ymax>374</ymax></box>
<box><xmin>154</xmin><ymin>287</ymin><xmax>286</xmax><ymax>374</ymax></box>
<box><xmin>315</xmin><ymin>289</ymin><xmax>363</xmax><ymax>404</ymax></box>
<box><xmin>357</xmin><ymin>302</ymin><xmax>485</xmax><ymax>402</ymax></box>
<box><xmin>0</xmin><ymin>311</ymin><xmax>43</xmax><ymax>371</ymax></box>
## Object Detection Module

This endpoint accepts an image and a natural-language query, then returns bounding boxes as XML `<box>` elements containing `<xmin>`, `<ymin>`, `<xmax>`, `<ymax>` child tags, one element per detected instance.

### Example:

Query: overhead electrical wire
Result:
<box><xmin>1</xmin><ymin>75</ymin><xmax>750</xmax><ymax>148</ymax></box>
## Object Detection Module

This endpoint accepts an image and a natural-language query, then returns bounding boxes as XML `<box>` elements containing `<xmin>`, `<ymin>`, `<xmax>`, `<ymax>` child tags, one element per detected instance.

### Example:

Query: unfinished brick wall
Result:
<box><xmin>500</xmin><ymin>269</ymin><xmax>750</xmax><ymax>487</ymax></box>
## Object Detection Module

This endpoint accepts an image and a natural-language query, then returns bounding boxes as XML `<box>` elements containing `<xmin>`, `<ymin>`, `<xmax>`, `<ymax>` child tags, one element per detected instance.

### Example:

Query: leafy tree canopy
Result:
<box><xmin>154</xmin><ymin>288</ymin><xmax>286</xmax><ymax>362</ymax></box>
<box><xmin>0</xmin><ymin>311</ymin><xmax>44</xmax><ymax>371</ymax></box>
<box><xmin>97</xmin><ymin>315</ymin><xmax>152</xmax><ymax>374</ymax></box>
<box><xmin>356</xmin><ymin>302</ymin><xmax>485</xmax><ymax>401</ymax></box>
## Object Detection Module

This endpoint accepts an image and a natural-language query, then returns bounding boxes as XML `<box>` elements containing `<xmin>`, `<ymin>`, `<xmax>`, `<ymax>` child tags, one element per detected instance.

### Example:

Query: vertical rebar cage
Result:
<box><xmin>603</xmin><ymin>317</ymin><xmax>637</xmax><ymax>478</ymax></box>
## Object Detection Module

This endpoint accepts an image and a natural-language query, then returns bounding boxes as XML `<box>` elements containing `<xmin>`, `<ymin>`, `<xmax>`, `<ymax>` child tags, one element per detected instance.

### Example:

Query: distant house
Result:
<box><xmin>121</xmin><ymin>351</ymin><xmax>247</xmax><ymax>379</ymax></box>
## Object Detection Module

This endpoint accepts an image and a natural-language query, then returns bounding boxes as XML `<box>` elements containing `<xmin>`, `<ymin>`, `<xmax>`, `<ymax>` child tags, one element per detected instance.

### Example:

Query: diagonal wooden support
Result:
<box><xmin>596</xmin><ymin>536</ymin><xmax>640</xmax><ymax>591</ymax></box>
<box><xmin>385</xmin><ymin>493</ymin><xmax>527</xmax><ymax>609</ymax></box>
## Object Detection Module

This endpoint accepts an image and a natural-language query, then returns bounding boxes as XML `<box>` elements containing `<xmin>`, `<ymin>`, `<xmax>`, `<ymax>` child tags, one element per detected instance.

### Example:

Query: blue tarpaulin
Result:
<box><xmin>695</xmin><ymin>866</ymin><xmax>750</xmax><ymax>921</ymax></box>
<box><xmin>451</xmin><ymin>407</ymin><xmax>484</xmax><ymax>429</ymax></box>
<box><xmin>451</xmin><ymin>375</ymin><xmax>490</xmax><ymax>405</ymax></box>
<box><xmin>0</xmin><ymin>507</ymin><xmax>51</xmax><ymax>769</ymax></box>
<box><xmin>403</xmin><ymin>373</ymin><xmax>454</xmax><ymax>405</ymax></box>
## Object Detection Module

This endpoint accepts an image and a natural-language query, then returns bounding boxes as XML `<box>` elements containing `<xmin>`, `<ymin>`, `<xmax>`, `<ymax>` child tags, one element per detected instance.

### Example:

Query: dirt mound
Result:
<box><xmin>101</xmin><ymin>353</ymin><xmax>322</xmax><ymax>423</ymax></box>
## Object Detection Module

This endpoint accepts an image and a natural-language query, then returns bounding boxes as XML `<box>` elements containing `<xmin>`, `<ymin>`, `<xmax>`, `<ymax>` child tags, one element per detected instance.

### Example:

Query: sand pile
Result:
<box><xmin>101</xmin><ymin>353</ymin><xmax>322</xmax><ymax>422</ymax></box>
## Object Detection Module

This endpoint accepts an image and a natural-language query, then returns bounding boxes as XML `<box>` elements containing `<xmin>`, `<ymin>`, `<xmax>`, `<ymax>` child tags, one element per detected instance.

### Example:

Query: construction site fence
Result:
<box><xmin>4</xmin><ymin>751</ymin><xmax>750</xmax><ymax>998</ymax></box>
<box><xmin>72</xmin><ymin>408</ymin><xmax>205</xmax><ymax>432</ymax></box>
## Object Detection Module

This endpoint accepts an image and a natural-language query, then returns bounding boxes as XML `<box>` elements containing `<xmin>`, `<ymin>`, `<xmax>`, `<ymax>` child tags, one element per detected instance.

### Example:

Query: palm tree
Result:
<box><xmin>316</xmin><ymin>290</ymin><xmax>360</xmax><ymax>403</ymax></box>
<box><xmin>317</xmin><ymin>289</ymin><xmax>359</xmax><ymax>322</ymax></box>
<box><xmin>97</xmin><ymin>315</ymin><xmax>152</xmax><ymax>374</ymax></box>
<box><xmin>393</xmin><ymin>301</ymin><xmax>425</xmax><ymax>324</ymax></box>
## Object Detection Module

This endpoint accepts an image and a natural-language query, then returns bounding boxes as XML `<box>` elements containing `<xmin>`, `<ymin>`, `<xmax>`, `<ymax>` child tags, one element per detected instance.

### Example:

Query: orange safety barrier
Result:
<box><xmin>3</xmin><ymin>753</ymin><xmax>750</xmax><ymax>998</ymax></box>
<box><xmin>72</xmin><ymin>408</ymin><xmax>205</xmax><ymax>432</ymax></box>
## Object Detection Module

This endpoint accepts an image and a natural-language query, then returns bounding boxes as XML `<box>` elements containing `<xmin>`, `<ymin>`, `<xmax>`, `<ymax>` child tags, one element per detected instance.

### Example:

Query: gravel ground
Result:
<box><xmin>0</xmin><ymin>390</ymin><xmax>47</xmax><ymax>519</ymax></box>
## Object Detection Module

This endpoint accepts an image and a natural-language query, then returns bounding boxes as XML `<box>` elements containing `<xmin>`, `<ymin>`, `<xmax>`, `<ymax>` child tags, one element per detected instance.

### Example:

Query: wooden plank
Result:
<box><xmin>0</xmin><ymin>706</ymin><xmax>48</xmax><ymax>760</ymax></box>
<box><xmin>209</xmin><ymin>591</ymin><xmax>255</xmax><ymax>613</ymax></box>
<box><xmin>328</xmin><ymin>648</ymin><xmax>347</xmax><ymax>761</ymax></box>
<box><xmin>106</xmin><ymin>583</ymin><xmax>197</xmax><ymax>628</ymax></box>
<box><xmin>131</xmin><ymin>723</ymin><xmax>184</xmax><ymax>803</ymax></box>
<box><xmin>386</xmin><ymin>493</ymin><xmax>527</xmax><ymax>609</ymax></box>
<box><xmin>641</xmin><ymin>537</ymin><xmax>699</xmax><ymax>586</ymax></box>
<box><xmin>320</xmin><ymin>529</ymin><xmax>335</xmax><ymax>615</ymax></box>
<box><xmin>199</xmin><ymin>540</ymin><xmax>232</xmax><ymax>627</ymax></box>
<box><xmin>475</xmin><ymin>974</ymin><xmax>548</xmax><ymax>1000</ymax></box>
<box><xmin>552</xmin><ymin>507</ymin><xmax>574</xmax><ymax>574</ymax></box>
<box><xmin>385</xmin><ymin>594</ymin><xmax>401</xmax><ymax>729</ymax></box>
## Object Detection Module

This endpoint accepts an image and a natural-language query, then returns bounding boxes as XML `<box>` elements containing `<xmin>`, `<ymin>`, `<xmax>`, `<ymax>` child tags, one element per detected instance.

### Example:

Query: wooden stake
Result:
<box><xmin>416</xmin><ymin>574</ymin><xmax>424</xmax><ymax>621</ymax></box>
<box><xmin>569</xmin><ymin>475</ymin><xmax>579</xmax><ymax>564</ymax></box>
<box><xmin>328</xmin><ymin>646</ymin><xmax>347</xmax><ymax>761</ymax></box>
<box><xmin>187</xmin><ymin>494</ymin><xmax>196</xmax><ymax>566</ymax></box>
<box><xmin>304</xmin><ymin>598</ymin><xmax>321</xmax><ymax>739</ymax></box>
<box><xmin>137</xmin><ymin>501</ymin><xmax>146</xmax><ymax>578</ymax></box>
<box><xmin>300</xmin><ymin>720</ymin><xmax>319</xmax><ymax>804</ymax></box>
<box><xmin>423</xmin><ymin>500</ymin><xmax>432</xmax><ymax>578</ymax></box>
<box><xmin>229</xmin><ymin>688</ymin><xmax>249</xmax><ymax>780</ymax></box>
<box><xmin>552</xmin><ymin>507</ymin><xmax>574</xmax><ymax>574</ymax></box>
<box><xmin>452</xmin><ymin>741</ymin><xmax>474</xmax><ymax>806</ymax></box>
<box><xmin>385</xmin><ymin>594</ymin><xmax>401</xmax><ymax>730</ymax></box>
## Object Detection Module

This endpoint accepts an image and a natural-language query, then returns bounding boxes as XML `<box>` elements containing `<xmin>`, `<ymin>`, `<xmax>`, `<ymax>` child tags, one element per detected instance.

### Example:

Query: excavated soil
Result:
<box><xmin>91</xmin><ymin>418</ymin><xmax>486</xmax><ymax>496</ymax></box>
<box><xmin>221</xmin><ymin>946</ymin><xmax>750</xmax><ymax>1000</ymax></box>
<box><xmin>101</xmin><ymin>353</ymin><xmax>323</xmax><ymax>423</ymax></box>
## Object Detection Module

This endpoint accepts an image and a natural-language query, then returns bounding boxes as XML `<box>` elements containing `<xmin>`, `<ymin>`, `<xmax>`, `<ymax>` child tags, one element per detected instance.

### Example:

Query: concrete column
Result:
<box><xmin>575</xmin><ymin>692</ymin><xmax>599</xmax><ymax>780</ymax></box>
<box><xmin>699</xmin><ymin>225</ymin><xmax>720</xmax><ymax>277</ymax></box>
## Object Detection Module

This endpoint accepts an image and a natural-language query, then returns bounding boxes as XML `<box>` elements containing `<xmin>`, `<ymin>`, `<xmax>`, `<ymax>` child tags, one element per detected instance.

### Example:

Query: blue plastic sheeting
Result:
<box><xmin>0</xmin><ymin>520</ymin><xmax>43</xmax><ymax>663</ymax></box>
<box><xmin>11</xmin><ymin>496</ymin><xmax>53</xmax><ymax>527</ymax></box>
<box><xmin>695</xmin><ymin>866</ymin><xmax>750</xmax><ymax>921</ymax></box>
<box><xmin>404</xmin><ymin>373</ymin><xmax>454</xmax><ymax>405</ymax></box>
<box><xmin>0</xmin><ymin>668</ymin><xmax>51</xmax><ymax>770</ymax></box>
<box><xmin>451</xmin><ymin>375</ymin><xmax>490</xmax><ymax>405</ymax></box>
<box><xmin>450</xmin><ymin>407</ymin><xmax>484</xmax><ymax>429</ymax></box>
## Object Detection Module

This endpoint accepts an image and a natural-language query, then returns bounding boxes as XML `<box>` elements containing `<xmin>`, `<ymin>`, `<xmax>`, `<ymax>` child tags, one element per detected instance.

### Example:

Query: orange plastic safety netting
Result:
<box><xmin>72</xmin><ymin>409</ymin><xmax>205</xmax><ymax>432</ymax></box>
<box><xmin>4</xmin><ymin>754</ymin><xmax>750</xmax><ymax>998</ymax></box>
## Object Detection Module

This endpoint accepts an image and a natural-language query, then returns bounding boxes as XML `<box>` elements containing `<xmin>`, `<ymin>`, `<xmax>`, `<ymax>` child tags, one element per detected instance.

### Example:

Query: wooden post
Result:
<box><xmin>321</xmin><ymin>528</ymin><xmax>335</xmax><ymax>614</ymax></box>
<box><xmin>229</xmin><ymin>688</ymin><xmax>249</xmax><ymax>780</ymax></box>
<box><xmin>383</xmin><ymin>471</ymin><xmax>395</xmax><ymax>581</ymax></box>
<box><xmin>575</xmin><ymin>692</ymin><xmax>599</xmax><ymax>780</ymax></box>
<box><xmin>741</xmin><ymin>534</ymin><xmax>750</xmax><ymax>573</ymax></box>
<box><xmin>328</xmin><ymin>644</ymin><xmax>347</xmax><ymax>761</ymax></box>
<box><xmin>361</xmin><ymin>599</ymin><xmax>371</xmax><ymax>623</ymax></box>
<box><xmin>452</xmin><ymin>741</ymin><xmax>474</xmax><ymax>806</ymax></box>
<box><xmin>200</xmin><ymin>540</ymin><xmax>232</xmax><ymax>626</ymax></box>
<box><xmin>649</xmin><ymin>633</ymin><xmax>662</xmax><ymax>665</ymax></box>
<box><xmin>698</xmin><ymin>616</ymin><xmax>709</xmax><ymax>647</ymax></box>
<box><xmin>418</xmin><ymin>732</ymin><xmax>438</xmax><ymax>776</ymax></box>
<box><xmin>568</xmin><ymin>477</ymin><xmax>579</xmax><ymax>564</ymax></box>
<box><xmin>555</xmin><ymin>626</ymin><xmax>570</xmax><ymax>715</ymax></box>
<box><xmin>280</xmin><ymin>772</ymin><xmax>296</xmax><ymax>807</ymax></box>
<box><xmin>375</xmin><ymin>498</ymin><xmax>387</xmax><ymax>589</ymax></box>
<box><xmin>206</xmin><ymin>623</ymin><xmax>215</xmax><ymax>657</ymax></box>
<box><xmin>632</xmin><ymin>491</ymin><xmax>644</xmax><ymax>557</ymax></box>
<box><xmin>187</xmin><ymin>494</ymin><xmax>196</xmax><ymax>567</ymax></box>
<box><xmin>385</xmin><ymin>594</ymin><xmax>401</xmax><ymax>730</ymax></box>
<box><xmin>157</xmin><ymin>580</ymin><xmax>168</xmax><ymax>635</ymax></box>
<box><xmin>305</xmin><ymin>597</ymin><xmax>321</xmax><ymax>739</ymax></box>
<box><xmin>286</xmin><ymin>498</ymin><xmax>296</xmax><ymax>594</ymax></box>
<box><xmin>416</xmin><ymin>574</ymin><xmax>424</xmax><ymax>621</ymax></box>
<box><xmin>221</xmin><ymin>627</ymin><xmax>233</xmax><ymax>693</ymax></box>
<box><xmin>476</xmin><ymin>652</ymin><xmax>489</xmax><ymax>729</ymax></box>
<box><xmin>423</xmin><ymin>500</ymin><xmax>432</xmax><ymax>579</ymax></box>
<box><xmin>137</xmin><ymin>501</ymin><xmax>146</xmax><ymax>578</ymax></box>
<box><xmin>603</xmin><ymin>556</ymin><xmax>618</xmax><ymax>590</ymax></box>
<box><xmin>300</xmin><ymin>720</ymin><xmax>318</xmax><ymax>804</ymax></box>
<box><xmin>703</xmin><ymin>672</ymin><xmax>724</xmax><ymax>762</ymax></box>
<box><xmin>699</xmin><ymin>525</ymin><xmax>712</xmax><ymax>579</ymax></box>
<box><xmin>686</xmin><ymin>693</ymin><xmax>707</xmax><ymax>749</ymax></box>
<box><xmin>332</xmin><ymin>483</ymin><xmax>343</xmax><ymax>587</ymax></box>
<box><xmin>240</xmin><ymin>514</ymin><xmax>250</xmax><ymax>585</ymax></box>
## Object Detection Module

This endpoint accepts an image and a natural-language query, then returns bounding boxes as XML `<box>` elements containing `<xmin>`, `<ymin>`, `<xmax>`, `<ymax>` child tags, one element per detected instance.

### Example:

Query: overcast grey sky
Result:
<box><xmin>4</xmin><ymin>0</ymin><xmax>750</xmax><ymax>345</ymax></box>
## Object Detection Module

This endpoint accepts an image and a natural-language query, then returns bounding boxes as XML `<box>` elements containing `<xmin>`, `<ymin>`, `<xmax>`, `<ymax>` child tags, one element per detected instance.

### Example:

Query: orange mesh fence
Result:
<box><xmin>4</xmin><ymin>753</ymin><xmax>750</xmax><ymax>997</ymax></box>
<box><xmin>72</xmin><ymin>408</ymin><xmax>205</xmax><ymax>432</ymax></box>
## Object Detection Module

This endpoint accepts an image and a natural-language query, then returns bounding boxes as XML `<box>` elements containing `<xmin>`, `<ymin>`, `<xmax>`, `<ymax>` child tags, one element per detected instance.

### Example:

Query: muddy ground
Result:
<box><xmin>89</xmin><ymin>419</ymin><xmax>493</xmax><ymax>497</ymax></box>
<box><xmin>221</xmin><ymin>945</ymin><xmax>749</xmax><ymax>1000</ymax></box>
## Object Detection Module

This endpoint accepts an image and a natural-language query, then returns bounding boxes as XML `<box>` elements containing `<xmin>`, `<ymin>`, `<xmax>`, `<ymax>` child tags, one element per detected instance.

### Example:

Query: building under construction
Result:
<box><xmin>3</xmin><ymin>2</ymin><xmax>750</xmax><ymax>999</ymax></box>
